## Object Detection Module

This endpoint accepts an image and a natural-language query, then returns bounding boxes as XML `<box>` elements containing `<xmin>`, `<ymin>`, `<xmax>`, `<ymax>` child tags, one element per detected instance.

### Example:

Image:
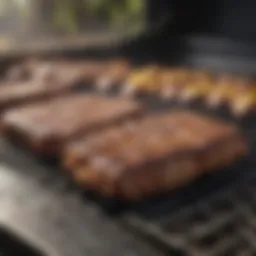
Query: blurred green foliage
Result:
<box><xmin>53</xmin><ymin>0</ymin><xmax>146</xmax><ymax>33</ymax></box>
<box><xmin>0</xmin><ymin>0</ymin><xmax>146</xmax><ymax>34</ymax></box>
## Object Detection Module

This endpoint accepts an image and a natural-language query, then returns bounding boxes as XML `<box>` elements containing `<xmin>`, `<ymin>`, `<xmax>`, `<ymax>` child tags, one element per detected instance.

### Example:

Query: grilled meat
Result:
<box><xmin>30</xmin><ymin>60</ymin><xmax>106</xmax><ymax>85</ymax></box>
<box><xmin>4</xmin><ymin>58</ymin><xmax>43</xmax><ymax>82</ymax></box>
<box><xmin>4</xmin><ymin>58</ymin><xmax>106</xmax><ymax>85</ymax></box>
<box><xmin>122</xmin><ymin>66</ymin><xmax>162</xmax><ymax>95</ymax></box>
<box><xmin>67</xmin><ymin>112</ymin><xmax>247</xmax><ymax>201</ymax></box>
<box><xmin>96</xmin><ymin>59</ymin><xmax>132</xmax><ymax>91</ymax></box>
<box><xmin>226</xmin><ymin>80</ymin><xmax>256</xmax><ymax>117</ymax></box>
<box><xmin>160</xmin><ymin>68</ymin><xmax>193</xmax><ymax>100</ymax></box>
<box><xmin>123</xmin><ymin>67</ymin><xmax>214</xmax><ymax>101</ymax></box>
<box><xmin>2</xmin><ymin>95</ymin><xmax>144</xmax><ymax>156</ymax></box>
<box><xmin>64</xmin><ymin>114</ymin><xmax>191</xmax><ymax>170</ymax></box>
<box><xmin>179</xmin><ymin>71</ymin><xmax>214</xmax><ymax>102</ymax></box>
<box><xmin>206</xmin><ymin>75</ymin><xmax>238</xmax><ymax>108</ymax></box>
<box><xmin>0</xmin><ymin>65</ymin><xmax>93</xmax><ymax>115</ymax></box>
<box><xmin>0</xmin><ymin>81</ymin><xmax>57</xmax><ymax>113</ymax></box>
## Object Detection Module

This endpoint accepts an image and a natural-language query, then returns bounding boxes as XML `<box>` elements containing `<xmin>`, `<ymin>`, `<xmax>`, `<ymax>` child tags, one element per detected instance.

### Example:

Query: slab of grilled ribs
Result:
<box><xmin>95</xmin><ymin>59</ymin><xmax>132</xmax><ymax>92</ymax></box>
<box><xmin>1</xmin><ymin>95</ymin><xmax>144</xmax><ymax>156</ymax></box>
<box><xmin>64</xmin><ymin>112</ymin><xmax>248</xmax><ymax>201</ymax></box>
<box><xmin>0</xmin><ymin>60</ymin><xmax>111</xmax><ymax>114</ymax></box>
<box><xmin>4</xmin><ymin>59</ymin><xmax>106</xmax><ymax>83</ymax></box>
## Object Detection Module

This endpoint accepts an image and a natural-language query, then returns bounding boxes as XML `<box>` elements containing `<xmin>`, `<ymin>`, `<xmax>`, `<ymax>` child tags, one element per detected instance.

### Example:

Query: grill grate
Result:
<box><xmin>120</xmin><ymin>98</ymin><xmax>256</xmax><ymax>256</ymax></box>
<box><xmin>122</xmin><ymin>176</ymin><xmax>256</xmax><ymax>256</ymax></box>
<box><xmin>2</xmin><ymin>59</ymin><xmax>256</xmax><ymax>255</ymax></box>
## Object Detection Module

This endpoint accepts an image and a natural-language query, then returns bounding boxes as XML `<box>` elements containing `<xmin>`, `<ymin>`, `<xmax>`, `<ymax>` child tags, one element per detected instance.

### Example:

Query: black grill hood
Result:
<box><xmin>122</xmin><ymin>0</ymin><xmax>256</xmax><ymax>66</ymax></box>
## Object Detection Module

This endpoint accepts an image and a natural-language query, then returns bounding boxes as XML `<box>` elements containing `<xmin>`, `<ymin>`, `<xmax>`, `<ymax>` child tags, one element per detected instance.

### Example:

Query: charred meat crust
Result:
<box><xmin>1</xmin><ymin>95</ymin><xmax>144</xmax><ymax>156</ymax></box>
<box><xmin>68</xmin><ymin>112</ymin><xmax>247</xmax><ymax>201</ymax></box>
<box><xmin>72</xmin><ymin>134</ymin><xmax>247</xmax><ymax>200</ymax></box>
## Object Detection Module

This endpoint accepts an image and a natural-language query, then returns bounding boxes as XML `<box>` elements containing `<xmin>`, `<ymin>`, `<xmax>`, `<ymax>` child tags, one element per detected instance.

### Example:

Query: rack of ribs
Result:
<box><xmin>95</xmin><ymin>59</ymin><xmax>132</xmax><ymax>92</ymax></box>
<box><xmin>0</xmin><ymin>60</ymin><xmax>110</xmax><ymax>115</ymax></box>
<box><xmin>1</xmin><ymin>95</ymin><xmax>144</xmax><ymax>156</ymax></box>
<box><xmin>64</xmin><ymin>111</ymin><xmax>248</xmax><ymax>201</ymax></box>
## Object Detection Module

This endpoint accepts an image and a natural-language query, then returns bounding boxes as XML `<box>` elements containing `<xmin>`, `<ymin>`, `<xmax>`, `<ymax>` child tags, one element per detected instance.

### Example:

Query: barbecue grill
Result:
<box><xmin>1</xmin><ymin>1</ymin><xmax>256</xmax><ymax>256</ymax></box>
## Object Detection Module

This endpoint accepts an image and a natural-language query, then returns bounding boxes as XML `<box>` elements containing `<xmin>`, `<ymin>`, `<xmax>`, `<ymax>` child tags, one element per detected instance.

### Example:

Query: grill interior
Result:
<box><xmin>119</xmin><ymin>98</ymin><xmax>256</xmax><ymax>256</ymax></box>
<box><xmin>1</xmin><ymin>43</ymin><xmax>256</xmax><ymax>255</ymax></box>
<box><xmin>2</xmin><ymin>89</ymin><xmax>256</xmax><ymax>256</ymax></box>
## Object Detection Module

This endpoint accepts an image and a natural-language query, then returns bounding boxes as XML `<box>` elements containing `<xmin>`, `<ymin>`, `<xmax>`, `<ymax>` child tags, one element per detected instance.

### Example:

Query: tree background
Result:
<box><xmin>0</xmin><ymin>0</ymin><xmax>146</xmax><ymax>37</ymax></box>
